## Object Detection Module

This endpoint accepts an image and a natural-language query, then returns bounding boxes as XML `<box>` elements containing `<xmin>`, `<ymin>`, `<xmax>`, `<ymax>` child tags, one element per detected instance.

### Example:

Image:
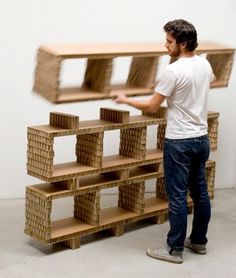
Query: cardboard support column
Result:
<box><xmin>76</xmin><ymin>132</ymin><xmax>104</xmax><ymax>168</ymax></box>
<box><xmin>206</xmin><ymin>161</ymin><xmax>216</xmax><ymax>199</ymax></box>
<box><xmin>25</xmin><ymin>188</ymin><xmax>52</xmax><ymax>242</ymax></box>
<box><xmin>119</xmin><ymin>127</ymin><xmax>147</xmax><ymax>159</ymax></box>
<box><xmin>33</xmin><ymin>48</ymin><xmax>62</xmax><ymax>103</ymax></box>
<box><xmin>206</xmin><ymin>52</ymin><xmax>234</xmax><ymax>88</ymax></box>
<box><xmin>27</xmin><ymin>129</ymin><xmax>54</xmax><ymax>178</ymax></box>
<box><xmin>74</xmin><ymin>191</ymin><xmax>100</xmax><ymax>226</ymax></box>
<box><xmin>110</xmin><ymin>224</ymin><xmax>124</xmax><ymax>237</ymax></box>
<box><xmin>156</xmin><ymin>177</ymin><xmax>167</xmax><ymax>200</ymax></box>
<box><xmin>142</xmin><ymin>108</ymin><xmax>168</xmax><ymax>150</ymax></box>
<box><xmin>208</xmin><ymin>112</ymin><xmax>219</xmax><ymax>151</ymax></box>
<box><xmin>83</xmin><ymin>58</ymin><xmax>113</xmax><ymax>94</ymax></box>
<box><xmin>157</xmin><ymin>123</ymin><xmax>167</xmax><ymax>150</ymax></box>
<box><xmin>64</xmin><ymin>237</ymin><xmax>81</xmax><ymax>249</ymax></box>
<box><xmin>127</xmin><ymin>56</ymin><xmax>159</xmax><ymax>89</ymax></box>
<box><xmin>152</xmin><ymin>213</ymin><xmax>168</xmax><ymax>224</ymax></box>
<box><xmin>118</xmin><ymin>182</ymin><xmax>145</xmax><ymax>213</ymax></box>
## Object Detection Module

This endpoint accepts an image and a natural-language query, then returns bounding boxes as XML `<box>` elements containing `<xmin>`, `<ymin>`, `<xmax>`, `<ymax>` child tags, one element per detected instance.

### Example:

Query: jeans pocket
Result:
<box><xmin>165</xmin><ymin>140</ymin><xmax>191</xmax><ymax>166</ymax></box>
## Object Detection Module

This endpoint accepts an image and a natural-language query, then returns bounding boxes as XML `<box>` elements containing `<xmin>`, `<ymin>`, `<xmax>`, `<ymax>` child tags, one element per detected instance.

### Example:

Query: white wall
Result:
<box><xmin>0</xmin><ymin>0</ymin><xmax>235</xmax><ymax>198</ymax></box>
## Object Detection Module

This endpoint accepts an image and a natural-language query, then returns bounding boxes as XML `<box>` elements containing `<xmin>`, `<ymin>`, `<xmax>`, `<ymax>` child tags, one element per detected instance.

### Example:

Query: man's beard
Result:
<box><xmin>169</xmin><ymin>44</ymin><xmax>181</xmax><ymax>58</ymax></box>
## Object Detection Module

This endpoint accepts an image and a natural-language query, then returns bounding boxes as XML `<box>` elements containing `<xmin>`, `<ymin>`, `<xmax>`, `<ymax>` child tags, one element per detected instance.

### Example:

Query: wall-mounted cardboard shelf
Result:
<box><xmin>33</xmin><ymin>43</ymin><xmax>234</xmax><ymax>103</ymax></box>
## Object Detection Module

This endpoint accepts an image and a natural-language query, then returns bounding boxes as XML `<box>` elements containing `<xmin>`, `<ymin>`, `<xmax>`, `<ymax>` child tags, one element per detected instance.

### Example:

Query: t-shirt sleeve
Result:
<box><xmin>155</xmin><ymin>68</ymin><xmax>176</xmax><ymax>97</ymax></box>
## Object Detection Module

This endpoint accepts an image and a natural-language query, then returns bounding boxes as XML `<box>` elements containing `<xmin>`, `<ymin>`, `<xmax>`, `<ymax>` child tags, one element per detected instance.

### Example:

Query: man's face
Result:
<box><xmin>165</xmin><ymin>32</ymin><xmax>181</xmax><ymax>57</ymax></box>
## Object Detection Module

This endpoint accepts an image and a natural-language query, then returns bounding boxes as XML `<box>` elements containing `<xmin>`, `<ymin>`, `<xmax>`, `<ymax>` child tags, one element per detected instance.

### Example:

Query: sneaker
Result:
<box><xmin>146</xmin><ymin>247</ymin><xmax>183</xmax><ymax>264</ymax></box>
<box><xmin>184</xmin><ymin>237</ymin><xmax>206</xmax><ymax>255</ymax></box>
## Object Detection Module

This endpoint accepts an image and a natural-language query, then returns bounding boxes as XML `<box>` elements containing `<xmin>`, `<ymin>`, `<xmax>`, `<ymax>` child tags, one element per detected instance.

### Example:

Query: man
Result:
<box><xmin>112</xmin><ymin>19</ymin><xmax>214</xmax><ymax>264</ymax></box>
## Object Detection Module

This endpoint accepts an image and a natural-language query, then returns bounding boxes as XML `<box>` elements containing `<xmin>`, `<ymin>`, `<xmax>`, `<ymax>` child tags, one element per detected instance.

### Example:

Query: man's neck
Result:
<box><xmin>179</xmin><ymin>50</ymin><xmax>195</xmax><ymax>58</ymax></box>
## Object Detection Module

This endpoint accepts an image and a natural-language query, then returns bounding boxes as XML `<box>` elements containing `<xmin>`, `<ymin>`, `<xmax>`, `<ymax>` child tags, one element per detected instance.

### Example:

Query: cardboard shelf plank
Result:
<box><xmin>102</xmin><ymin>155</ymin><xmax>139</xmax><ymax>168</ymax></box>
<box><xmin>53</xmin><ymin>162</ymin><xmax>97</xmax><ymax>178</ymax></box>
<box><xmin>51</xmin><ymin>217</ymin><xmax>92</xmax><ymax>239</ymax></box>
<box><xmin>27</xmin><ymin>183</ymin><xmax>71</xmax><ymax>199</ymax></box>
<box><xmin>100</xmin><ymin>207</ymin><xmax>137</xmax><ymax>225</ymax></box>
<box><xmin>56</xmin><ymin>85</ymin><xmax>152</xmax><ymax>104</ymax></box>
<box><xmin>40</xmin><ymin>42</ymin><xmax>234</xmax><ymax>59</ymax></box>
<box><xmin>144</xmin><ymin>197</ymin><xmax>168</xmax><ymax>213</ymax></box>
<box><xmin>40</xmin><ymin>43</ymin><xmax>166</xmax><ymax>58</ymax></box>
<box><xmin>28</xmin><ymin>113</ymin><xmax>165</xmax><ymax>138</ymax></box>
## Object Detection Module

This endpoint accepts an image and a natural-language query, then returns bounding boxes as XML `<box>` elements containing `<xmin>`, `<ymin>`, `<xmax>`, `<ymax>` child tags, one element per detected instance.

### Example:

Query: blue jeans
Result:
<box><xmin>164</xmin><ymin>135</ymin><xmax>211</xmax><ymax>252</ymax></box>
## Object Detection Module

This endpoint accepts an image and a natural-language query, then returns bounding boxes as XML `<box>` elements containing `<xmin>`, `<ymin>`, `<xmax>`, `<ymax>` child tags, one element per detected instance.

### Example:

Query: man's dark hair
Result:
<box><xmin>164</xmin><ymin>19</ymin><xmax>198</xmax><ymax>51</ymax></box>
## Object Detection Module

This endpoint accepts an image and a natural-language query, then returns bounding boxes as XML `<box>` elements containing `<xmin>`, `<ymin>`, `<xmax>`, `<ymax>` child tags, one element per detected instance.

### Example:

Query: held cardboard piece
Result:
<box><xmin>33</xmin><ymin>43</ymin><xmax>235</xmax><ymax>103</ymax></box>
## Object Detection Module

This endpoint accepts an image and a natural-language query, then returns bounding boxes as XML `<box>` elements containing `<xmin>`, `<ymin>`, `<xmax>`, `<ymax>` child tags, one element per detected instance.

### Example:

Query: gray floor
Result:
<box><xmin>0</xmin><ymin>189</ymin><xmax>236</xmax><ymax>278</ymax></box>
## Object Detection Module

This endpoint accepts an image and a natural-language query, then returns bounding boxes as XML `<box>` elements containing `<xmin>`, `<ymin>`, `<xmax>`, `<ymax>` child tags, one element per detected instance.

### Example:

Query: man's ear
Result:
<box><xmin>181</xmin><ymin>41</ymin><xmax>187</xmax><ymax>49</ymax></box>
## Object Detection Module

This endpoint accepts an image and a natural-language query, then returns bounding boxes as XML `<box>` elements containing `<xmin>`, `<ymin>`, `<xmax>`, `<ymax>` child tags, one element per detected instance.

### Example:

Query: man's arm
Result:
<box><xmin>112</xmin><ymin>92</ymin><xmax>166</xmax><ymax>113</ymax></box>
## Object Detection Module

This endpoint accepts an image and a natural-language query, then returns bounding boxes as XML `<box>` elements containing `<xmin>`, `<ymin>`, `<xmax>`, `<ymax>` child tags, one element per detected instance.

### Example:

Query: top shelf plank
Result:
<box><xmin>41</xmin><ymin>42</ymin><xmax>234</xmax><ymax>58</ymax></box>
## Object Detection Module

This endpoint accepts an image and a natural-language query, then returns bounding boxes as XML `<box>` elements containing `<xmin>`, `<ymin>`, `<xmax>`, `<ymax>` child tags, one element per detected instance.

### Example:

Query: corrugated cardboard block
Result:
<box><xmin>74</xmin><ymin>191</ymin><xmax>100</xmax><ymax>226</ymax></box>
<box><xmin>33</xmin><ymin>48</ymin><xmax>62</xmax><ymax>103</ymax></box>
<box><xmin>27</xmin><ymin>128</ymin><xmax>54</xmax><ymax>178</ymax></box>
<box><xmin>119</xmin><ymin>127</ymin><xmax>147</xmax><ymax>159</ymax></box>
<box><xmin>76</xmin><ymin>132</ymin><xmax>104</xmax><ymax>168</ymax></box>
<box><xmin>100</xmin><ymin>107</ymin><xmax>130</xmax><ymax>123</ymax></box>
<box><xmin>25</xmin><ymin>187</ymin><xmax>52</xmax><ymax>241</ymax></box>
<box><xmin>127</xmin><ymin>56</ymin><xmax>159</xmax><ymax>89</ymax></box>
<box><xmin>206</xmin><ymin>161</ymin><xmax>216</xmax><ymax>199</ymax></box>
<box><xmin>50</xmin><ymin>112</ymin><xmax>79</xmax><ymax>129</ymax></box>
<box><xmin>156</xmin><ymin>123</ymin><xmax>167</xmax><ymax>150</ymax></box>
<box><xmin>208</xmin><ymin>112</ymin><xmax>219</xmax><ymax>151</ymax></box>
<box><xmin>83</xmin><ymin>58</ymin><xmax>113</xmax><ymax>94</ymax></box>
<box><xmin>206</xmin><ymin>51</ymin><xmax>234</xmax><ymax>88</ymax></box>
<box><xmin>118</xmin><ymin>182</ymin><xmax>145</xmax><ymax>213</ymax></box>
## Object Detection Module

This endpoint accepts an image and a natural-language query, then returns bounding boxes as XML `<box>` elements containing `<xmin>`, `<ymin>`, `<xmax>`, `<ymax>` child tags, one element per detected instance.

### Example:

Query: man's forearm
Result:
<box><xmin>124</xmin><ymin>98</ymin><xmax>154</xmax><ymax>112</ymax></box>
<box><xmin>113</xmin><ymin>91</ymin><xmax>166</xmax><ymax>113</ymax></box>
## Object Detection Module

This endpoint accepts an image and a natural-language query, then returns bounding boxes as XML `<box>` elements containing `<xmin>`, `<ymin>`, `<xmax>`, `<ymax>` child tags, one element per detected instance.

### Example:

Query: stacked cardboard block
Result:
<box><xmin>25</xmin><ymin>107</ymin><xmax>219</xmax><ymax>249</ymax></box>
<box><xmin>33</xmin><ymin>43</ymin><xmax>235</xmax><ymax>103</ymax></box>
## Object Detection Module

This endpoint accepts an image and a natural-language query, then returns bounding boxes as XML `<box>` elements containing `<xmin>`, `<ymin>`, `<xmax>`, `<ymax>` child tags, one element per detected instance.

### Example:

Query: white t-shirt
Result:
<box><xmin>155</xmin><ymin>55</ymin><xmax>213</xmax><ymax>139</ymax></box>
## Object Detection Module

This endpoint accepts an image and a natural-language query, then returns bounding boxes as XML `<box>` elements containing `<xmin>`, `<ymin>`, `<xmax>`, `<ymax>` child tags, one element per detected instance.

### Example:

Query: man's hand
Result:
<box><xmin>111</xmin><ymin>92</ymin><xmax>128</xmax><ymax>104</ymax></box>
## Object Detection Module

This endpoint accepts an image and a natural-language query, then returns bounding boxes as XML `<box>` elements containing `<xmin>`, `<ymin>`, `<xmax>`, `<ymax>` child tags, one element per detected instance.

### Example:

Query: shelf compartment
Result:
<box><xmin>129</xmin><ymin>162</ymin><xmax>162</xmax><ymax>180</ymax></box>
<box><xmin>206</xmin><ymin>51</ymin><xmax>234</xmax><ymax>88</ymax></box>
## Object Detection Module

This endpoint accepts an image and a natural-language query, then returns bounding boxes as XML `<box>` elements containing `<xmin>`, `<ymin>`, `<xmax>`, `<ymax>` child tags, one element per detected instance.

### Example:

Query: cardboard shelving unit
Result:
<box><xmin>25</xmin><ymin>107</ymin><xmax>218</xmax><ymax>249</ymax></box>
<box><xmin>33</xmin><ymin>43</ymin><xmax>234</xmax><ymax>103</ymax></box>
